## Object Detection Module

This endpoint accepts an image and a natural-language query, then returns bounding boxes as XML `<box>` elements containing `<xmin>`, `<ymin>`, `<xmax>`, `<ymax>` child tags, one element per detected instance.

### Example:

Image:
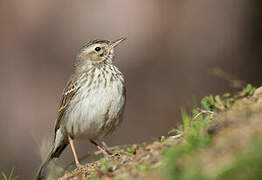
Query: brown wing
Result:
<box><xmin>54</xmin><ymin>74</ymin><xmax>82</xmax><ymax>133</ymax></box>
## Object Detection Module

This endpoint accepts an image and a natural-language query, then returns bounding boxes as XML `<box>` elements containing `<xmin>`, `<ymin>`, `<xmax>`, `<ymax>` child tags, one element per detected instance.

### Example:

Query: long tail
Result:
<box><xmin>35</xmin><ymin>135</ymin><xmax>68</xmax><ymax>180</ymax></box>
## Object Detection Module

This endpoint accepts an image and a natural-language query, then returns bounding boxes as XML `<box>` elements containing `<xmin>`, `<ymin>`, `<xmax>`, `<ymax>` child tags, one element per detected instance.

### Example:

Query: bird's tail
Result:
<box><xmin>35</xmin><ymin>135</ymin><xmax>68</xmax><ymax>180</ymax></box>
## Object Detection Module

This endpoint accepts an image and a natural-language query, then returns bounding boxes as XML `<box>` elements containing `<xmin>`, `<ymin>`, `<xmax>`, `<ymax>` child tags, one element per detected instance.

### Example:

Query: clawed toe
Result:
<box><xmin>108</xmin><ymin>152</ymin><xmax>121</xmax><ymax>160</ymax></box>
<box><xmin>111</xmin><ymin>152</ymin><xmax>120</xmax><ymax>157</ymax></box>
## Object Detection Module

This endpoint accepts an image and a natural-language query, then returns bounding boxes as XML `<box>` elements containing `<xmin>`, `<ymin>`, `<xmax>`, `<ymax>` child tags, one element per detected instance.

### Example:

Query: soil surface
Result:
<box><xmin>57</xmin><ymin>86</ymin><xmax>262</xmax><ymax>180</ymax></box>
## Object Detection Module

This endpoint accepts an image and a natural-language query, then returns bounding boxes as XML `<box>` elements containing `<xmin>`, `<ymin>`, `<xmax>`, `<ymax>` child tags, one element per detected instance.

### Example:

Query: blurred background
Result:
<box><xmin>0</xmin><ymin>0</ymin><xmax>262</xmax><ymax>179</ymax></box>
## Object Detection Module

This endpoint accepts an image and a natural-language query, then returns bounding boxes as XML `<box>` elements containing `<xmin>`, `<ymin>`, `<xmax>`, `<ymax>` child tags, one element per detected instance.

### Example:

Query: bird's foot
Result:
<box><xmin>107</xmin><ymin>152</ymin><xmax>121</xmax><ymax>160</ymax></box>
<box><xmin>76</xmin><ymin>162</ymin><xmax>85</xmax><ymax>169</ymax></box>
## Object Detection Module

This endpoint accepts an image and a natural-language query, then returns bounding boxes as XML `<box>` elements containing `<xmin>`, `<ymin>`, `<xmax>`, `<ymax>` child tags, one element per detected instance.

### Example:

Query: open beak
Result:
<box><xmin>108</xmin><ymin>37</ymin><xmax>126</xmax><ymax>50</ymax></box>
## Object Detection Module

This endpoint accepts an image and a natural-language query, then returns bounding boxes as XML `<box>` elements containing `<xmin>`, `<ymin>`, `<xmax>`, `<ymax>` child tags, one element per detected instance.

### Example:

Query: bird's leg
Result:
<box><xmin>90</xmin><ymin>140</ymin><xmax>112</xmax><ymax>156</ymax></box>
<box><xmin>68</xmin><ymin>136</ymin><xmax>82</xmax><ymax>168</ymax></box>
<box><xmin>102</xmin><ymin>141</ymin><xmax>120</xmax><ymax>157</ymax></box>
<box><xmin>101</xmin><ymin>141</ymin><xmax>109</xmax><ymax>149</ymax></box>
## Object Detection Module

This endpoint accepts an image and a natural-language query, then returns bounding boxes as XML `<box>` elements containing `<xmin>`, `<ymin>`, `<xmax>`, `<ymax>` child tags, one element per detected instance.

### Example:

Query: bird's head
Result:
<box><xmin>75</xmin><ymin>37</ymin><xmax>126</xmax><ymax>68</ymax></box>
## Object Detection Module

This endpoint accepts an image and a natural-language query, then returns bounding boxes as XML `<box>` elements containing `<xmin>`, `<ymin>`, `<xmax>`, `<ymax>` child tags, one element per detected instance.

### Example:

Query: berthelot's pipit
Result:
<box><xmin>36</xmin><ymin>38</ymin><xmax>126</xmax><ymax>180</ymax></box>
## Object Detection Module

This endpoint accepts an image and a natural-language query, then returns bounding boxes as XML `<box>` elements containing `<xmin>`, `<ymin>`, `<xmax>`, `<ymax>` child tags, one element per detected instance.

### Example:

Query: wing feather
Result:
<box><xmin>54</xmin><ymin>74</ymin><xmax>86</xmax><ymax>133</ymax></box>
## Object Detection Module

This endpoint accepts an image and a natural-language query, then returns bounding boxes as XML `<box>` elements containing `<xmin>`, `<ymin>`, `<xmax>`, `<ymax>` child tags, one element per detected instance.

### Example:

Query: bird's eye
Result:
<box><xmin>95</xmin><ymin>47</ymin><xmax>101</xmax><ymax>52</ymax></box>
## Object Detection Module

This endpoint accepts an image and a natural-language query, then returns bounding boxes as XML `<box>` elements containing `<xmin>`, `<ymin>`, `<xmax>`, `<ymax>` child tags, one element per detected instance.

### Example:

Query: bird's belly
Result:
<box><xmin>63</xmin><ymin>82</ymin><xmax>125</xmax><ymax>140</ymax></box>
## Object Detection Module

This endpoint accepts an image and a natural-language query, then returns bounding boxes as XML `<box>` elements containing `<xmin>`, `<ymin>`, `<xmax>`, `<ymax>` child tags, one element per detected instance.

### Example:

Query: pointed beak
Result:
<box><xmin>109</xmin><ymin>37</ymin><xmax>126</xmax><ymax>50</ymax></box>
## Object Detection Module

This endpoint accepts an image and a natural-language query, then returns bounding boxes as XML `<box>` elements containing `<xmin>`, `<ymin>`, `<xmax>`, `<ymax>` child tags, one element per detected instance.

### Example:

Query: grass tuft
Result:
<box><xmin>1</xmin><ymin>168</ymin><xmax>17</xmax><ymax>180</ymax></box>
<box><xmin>164</xmin><ymin>84</ymin><xmax>258</xmax><ymax>180</ymax></box>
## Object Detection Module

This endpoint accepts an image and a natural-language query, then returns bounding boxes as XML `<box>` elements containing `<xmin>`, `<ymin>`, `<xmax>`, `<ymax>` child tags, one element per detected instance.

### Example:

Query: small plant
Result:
<box><xmin>140</xmin><ymin>142</ymin><xmax>148</xmax><ymax>148</ymax></box>
<box><xmin>201</xmin><ymin>94</ymin><xmax>234</xmax><ymax>112</ymax></box>
<box><xmin>181</xmin><ymin>108</ymin><xmax>191</xmax><ymax>130</ymax></box>
<box><xmin>243</xmin><ymin>84</ymin><xmax>256</xmax><ymax>96</ymax></box>
<box><xmin>1</xmin><ymin>168</ymin><xmax>17</xmax><ymax>180</ymax></box>
<box><xmin>113</xmin><ymin>146</ymin><xmax>125</xmax><ymax>153</ymax></box>
<box><xmin>126</xmin><ymin>145</ymin><xmax>137</xmax><ymax>154</ymax></box>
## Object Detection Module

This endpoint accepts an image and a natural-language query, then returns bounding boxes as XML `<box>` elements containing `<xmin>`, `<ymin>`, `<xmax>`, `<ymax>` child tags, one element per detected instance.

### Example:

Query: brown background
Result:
<box><xmin>0</xmin><ymin>0</ymin><xmax>262</xmax><ymax>179</ymax></box>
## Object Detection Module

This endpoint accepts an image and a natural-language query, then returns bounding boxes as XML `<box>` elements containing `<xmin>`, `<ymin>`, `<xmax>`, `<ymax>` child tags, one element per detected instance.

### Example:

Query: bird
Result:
<box><xmin>36</xmin><ymin>38</ymin><xmax>126</xmax><ymax>180</ymax></box>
